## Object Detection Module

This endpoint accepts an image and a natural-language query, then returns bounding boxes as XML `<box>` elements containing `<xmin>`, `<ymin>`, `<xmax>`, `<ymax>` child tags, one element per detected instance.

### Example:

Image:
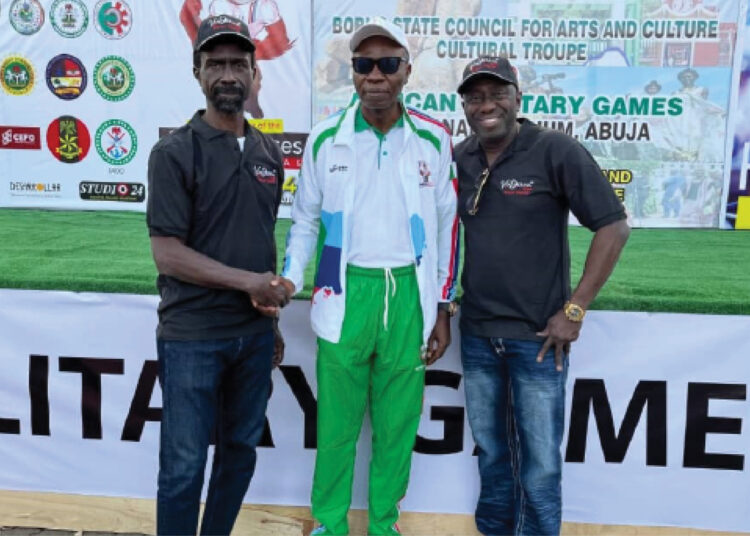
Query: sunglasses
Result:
<box><xmin>466</xmin><ymin>168</ymin><xmax>490</xmax><ymax>216</ymax></box>
<box><xmin>351</xmin><ymin>56</ymin><xmax>407</xmax><ymax>75</ymax></box>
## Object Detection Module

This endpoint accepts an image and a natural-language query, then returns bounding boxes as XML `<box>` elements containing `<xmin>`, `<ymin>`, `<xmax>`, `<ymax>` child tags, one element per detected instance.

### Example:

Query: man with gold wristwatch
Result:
<box><xmin>453</xmin><ymin>56</ymin><xmax>631</xmax><ymax>536</ymax></box>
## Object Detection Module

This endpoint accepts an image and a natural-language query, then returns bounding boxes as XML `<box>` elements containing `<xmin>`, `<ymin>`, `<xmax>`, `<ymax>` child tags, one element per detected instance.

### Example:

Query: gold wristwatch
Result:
<box><xmin>438</xmin><ymin>302</ymin><xmax>458</xmax><ymax>317</ymax></box>
<box><xmin>563</xmin><ymin>301</ymin><xmax>586</xmax><ymax>322</ymax></box>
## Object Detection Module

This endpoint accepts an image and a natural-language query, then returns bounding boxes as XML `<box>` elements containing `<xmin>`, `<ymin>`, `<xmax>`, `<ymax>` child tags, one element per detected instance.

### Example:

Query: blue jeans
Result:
<box><xmin>461</xmin><ymin>335</ymin><xmax>568</xmax><ymax>536</ymax></box>
<box><xmin>156</xmin><ymin>331</ymin><xmax>273</xmax><ymax>536</ymax></box>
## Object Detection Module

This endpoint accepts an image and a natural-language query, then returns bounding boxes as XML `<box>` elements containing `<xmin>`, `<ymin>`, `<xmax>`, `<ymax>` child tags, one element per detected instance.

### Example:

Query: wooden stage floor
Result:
<box><xmin>0</xmin><ymin>490</ymin><xmax>743</xmax><ymax>535</ymax></box>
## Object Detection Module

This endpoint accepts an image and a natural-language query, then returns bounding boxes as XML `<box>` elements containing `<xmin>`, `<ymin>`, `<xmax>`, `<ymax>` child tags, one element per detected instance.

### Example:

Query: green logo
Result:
<box><xmin>1</xmin><ymin>56</ymin><xmax>34</xmax><ymax>96</ymax></box>
<box><xmin>50</xmin><ymin>0</ymin><xmax>88</xmax><ymax>38</ymax></box>
<box><xmin>94</xmin><ymin>0</ymin><xmax>131</xmax><ymax>39</ymax></box>
<box><xmin>95</xmin><ymin>119</ymin><xmax>137</xmax><ymax>166</ymax></box>
<box><xmin>9</xmin><ymin>0</ymin><xmax>45</xmax><ymax>35</ymax></box>
<box><xmin>94</xmin><ymin>56</ymin><xmax>135</xmax><ymax>101</ymax></box>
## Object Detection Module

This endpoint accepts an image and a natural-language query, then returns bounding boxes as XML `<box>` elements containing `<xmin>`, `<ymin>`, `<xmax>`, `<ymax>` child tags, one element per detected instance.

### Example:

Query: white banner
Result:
<box><xmin>0</xmin><ymin>0</ymin><xmax>311</xmax><ymax>215</ymax></box>
<box><xmin>0</xmin><ymin>289</ymin><xmax>749</xmax><ymax>532</ymax></box>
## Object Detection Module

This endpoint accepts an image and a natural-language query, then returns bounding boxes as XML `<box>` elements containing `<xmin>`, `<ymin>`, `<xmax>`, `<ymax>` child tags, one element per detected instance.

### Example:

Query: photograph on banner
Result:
<box><xmin>722</xmin><ymin>6</ymin><xmax>750</xmax><ymax>229</ymax></box>
<box><xmin>533</xmin><ymin>65</ymin><xmax>729</xmax><ymax>228</ymax></box>
<box><xmin>312</xmin><ymin>0</ymin><xmax>740</xmax><ymax>228</ymax></box>
<box><xmin>0</xmin><ymin>0</ymin><xmax>311</xmax><ymax>212</ymax></box>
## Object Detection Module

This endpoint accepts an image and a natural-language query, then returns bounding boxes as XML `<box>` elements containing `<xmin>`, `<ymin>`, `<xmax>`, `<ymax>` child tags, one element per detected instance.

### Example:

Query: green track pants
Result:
<box><xmin>312</xmin><ymin>264</ymin><xmax>425</xmax><ymax>535</ymax></box>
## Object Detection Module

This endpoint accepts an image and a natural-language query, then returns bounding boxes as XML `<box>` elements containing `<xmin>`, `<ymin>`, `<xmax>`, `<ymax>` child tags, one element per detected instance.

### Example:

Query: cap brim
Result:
<box><xmin>350</xmin><ymin>25</ymin><xmax>408</xmax><ymax>55</ymax></box>
<box><xmin>195</xmin><ymin>32</ymin><xmax>256</xmax><ymax>53</ymax></box>
<box><xmin>457</xmin><ymin>72</ymin><xmax>517</xmax><ymax>94</ymax></box>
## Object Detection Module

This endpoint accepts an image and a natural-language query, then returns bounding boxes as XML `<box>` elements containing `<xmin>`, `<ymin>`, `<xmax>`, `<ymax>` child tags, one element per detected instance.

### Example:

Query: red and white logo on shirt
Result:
<box><xmin>500</xmin><ymin>178</ymin><xmax>534</xmax><ymax>196</ymax></box>
<box><xmin>253</xmin><ymin>164</ymin><xmax>277</xmax><ymax>184</ymax></box>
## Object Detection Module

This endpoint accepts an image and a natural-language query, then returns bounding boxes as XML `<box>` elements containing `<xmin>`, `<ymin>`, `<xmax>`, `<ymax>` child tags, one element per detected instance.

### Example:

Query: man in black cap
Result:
<box><xmin>147</xmin><ymin>14</ymin><xmax>290</xmax><ymax>536</ymax></box>
<box><xmin>454</xmin><ymin>56</ymin><xmax>630</xmax><ymax>535</ymax></box>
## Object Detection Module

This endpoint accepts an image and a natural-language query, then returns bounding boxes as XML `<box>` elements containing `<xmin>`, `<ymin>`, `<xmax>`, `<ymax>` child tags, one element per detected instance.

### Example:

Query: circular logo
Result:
<box><xmin>46</xmin><ymin>54</ymin><xmax>87</xmax><ymax>100</ymax></box>
<box><xmin>94</xmin><ymin>0</ymin><xmax>132</xmax><ymax>39</ymax></box>
<box><xmin>1</xmin><ymin>56</ymin><xmax>34</xmax><ymax>95</ymax></box>
<box><xmin>93</xmin><ymin>56</ymin><xmax>135</xmax><ymax>101</ymax></box>
<box><xmin>50</xmin><ymin>0</ymin><xmax>88</xmax><ymax>38</ymax></box>
<box><xmin>9</xmin><ymin>0</ymin><xmax>45</xmax><ymax>35</ymax></box>
<box><xmin>46</xmin><ymin>115</ymin><xmax>91</xmax><ymax>163</ymax></box>
<box><xmin>96</xmin><ymin>119</ymin><xmax>137</xmax><ymax>165</ymax></box>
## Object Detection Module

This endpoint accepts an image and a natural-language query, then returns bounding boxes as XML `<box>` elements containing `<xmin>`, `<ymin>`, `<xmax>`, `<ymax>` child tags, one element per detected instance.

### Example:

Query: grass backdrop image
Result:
<box><xmin>0</xmin><ymin>208</ymin><xmax>748</xmax><ymax>315</ymax></box>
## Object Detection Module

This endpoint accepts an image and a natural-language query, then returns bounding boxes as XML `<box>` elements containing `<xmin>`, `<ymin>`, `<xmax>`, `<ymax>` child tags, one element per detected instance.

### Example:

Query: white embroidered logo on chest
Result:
<box><xmin>328</xmin><ymin>164</ymin><xmax>348</xmax><ymax>173</ymax></box>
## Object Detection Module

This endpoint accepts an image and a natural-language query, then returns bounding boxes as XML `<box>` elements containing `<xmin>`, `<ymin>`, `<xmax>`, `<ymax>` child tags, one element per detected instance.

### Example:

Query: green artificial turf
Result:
<box><xmin>1</xmin><ymin>208</ymin><xmax>748</xmax><ymax>314</ymax></box>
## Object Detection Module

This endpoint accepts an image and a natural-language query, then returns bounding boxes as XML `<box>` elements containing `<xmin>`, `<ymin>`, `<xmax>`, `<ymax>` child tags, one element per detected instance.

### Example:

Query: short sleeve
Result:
<box><xmin>556</xmin><ymin>141</ymin><xmax>626</xmax><ymax>231</ymax></box>
<box><xmin>146</xmin><ymin>146</ymin><xmax>192</xmax><ymax>240</ymax></box>
<box><xmin>272</xmin><ymin>141</ymin><xmax>284</xmax><ymax>217</ymax></box>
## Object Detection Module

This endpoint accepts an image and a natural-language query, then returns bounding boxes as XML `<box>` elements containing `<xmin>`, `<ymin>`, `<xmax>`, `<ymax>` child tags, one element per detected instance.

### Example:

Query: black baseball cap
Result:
<box><xmin>194</xmin><ymin>15</ymin><xmax>255</xmax><ymax>53</ymax></box>
<box><xmin>457</xmin><ymin>56</ymin><xmax>519</xmax><ymax>94</ymax></box>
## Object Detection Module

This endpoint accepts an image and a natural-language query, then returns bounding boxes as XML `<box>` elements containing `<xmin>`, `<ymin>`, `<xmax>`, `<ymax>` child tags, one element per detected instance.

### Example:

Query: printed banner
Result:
<box><xmin>1</xmin><ymin>289</ymin><xmax>749</xmax><ymax>532</ymax></box>
<box><xmin>313</xmin><ymin>0</ymin><xmax>743</xmax><ymax>228</ymax></box>
<box><xmin>722</xmin><ymin>3</ymin><xmax>750</xmax><ymax>228</ymax></box>
<box><xmin>0</xmin><ymin>0</ymin><xmax>311</xmax><ymax>216</ymax></box>
<box><xmin>1</xmin><ymin>0</ymin><xmax>748</xmax><ymax>227</ymax></box>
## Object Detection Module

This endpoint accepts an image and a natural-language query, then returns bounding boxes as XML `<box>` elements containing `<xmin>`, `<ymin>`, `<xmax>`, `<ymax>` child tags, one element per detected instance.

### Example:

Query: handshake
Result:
<box><xmin>246</xmin><ymin>272</ymin><xmax>295</xmax><ymax>317</ymax></box>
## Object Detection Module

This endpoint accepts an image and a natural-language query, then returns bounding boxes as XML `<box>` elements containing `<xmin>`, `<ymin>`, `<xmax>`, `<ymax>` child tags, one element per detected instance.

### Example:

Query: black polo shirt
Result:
<box><xmin>455</xmin><ymin>119</ymin><xmax>626</xmax><ymax>340</ymax></box>
<box><xmin>147</xmin><ymin>111</ymin><xmax>283</xmax><ymax>340</ymax></box>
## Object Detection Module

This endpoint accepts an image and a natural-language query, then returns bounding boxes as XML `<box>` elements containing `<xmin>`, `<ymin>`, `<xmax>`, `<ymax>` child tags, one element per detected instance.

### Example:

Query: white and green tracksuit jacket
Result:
<box><xmin>282</xmin><ymin>97</ymin><xmax>459</xmax><ymax>344</ymax></box>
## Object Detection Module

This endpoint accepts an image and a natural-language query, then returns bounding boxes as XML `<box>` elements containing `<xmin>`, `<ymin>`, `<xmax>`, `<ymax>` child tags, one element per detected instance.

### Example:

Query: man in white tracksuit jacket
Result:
<box><xmin>279</xmin><ymin>18</ymin><xmax>459</xmax><ymax>536</ymax></box>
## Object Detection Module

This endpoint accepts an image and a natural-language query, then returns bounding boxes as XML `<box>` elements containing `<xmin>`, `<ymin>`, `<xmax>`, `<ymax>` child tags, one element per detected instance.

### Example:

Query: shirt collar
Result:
<box><xmin>354</xmin><ymin>104</ymin><xmax>405</xmax><ymax>140</ymax></box>
<box><xmin>189</xmin><ymin>110</ymin><xmax>254</xmax><ymax>140</ymax></box>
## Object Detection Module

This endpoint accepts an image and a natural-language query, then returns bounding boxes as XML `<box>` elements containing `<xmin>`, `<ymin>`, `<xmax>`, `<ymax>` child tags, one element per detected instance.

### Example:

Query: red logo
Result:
<box><xmin>500</xmin><ymin>178</ymin><xmax>534</xmax><ymax>196</ymax></box>
<box><xmin>471</xmin><ymin>60</ymin><xmax>498</xmax><ymax>72</ymax></box>
<box><xmin>283</xmin><ymin>156</ymin><xmax>302</xmax><ymax>170</ymax></box>
<box><xmin>46</xmin><ymin>116</ymin><xmax>91</xmax><ymax>163</ymax></box>
<box><xmin>0</xmin><ymin>126</ymin><xmax>41</xmax><ymax>149</ymax></box>
<box><xmin>210</xmin><ymin>16</ymin><xmax>242</xmax><ymax>32</ymax></box>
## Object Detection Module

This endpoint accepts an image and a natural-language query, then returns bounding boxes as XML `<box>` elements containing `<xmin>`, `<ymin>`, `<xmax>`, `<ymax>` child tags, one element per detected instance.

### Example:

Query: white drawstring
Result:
<box><xmin>383</xmin><ymin>268</ymin><xmax>397</xmax><ymax>330</ymax></box>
